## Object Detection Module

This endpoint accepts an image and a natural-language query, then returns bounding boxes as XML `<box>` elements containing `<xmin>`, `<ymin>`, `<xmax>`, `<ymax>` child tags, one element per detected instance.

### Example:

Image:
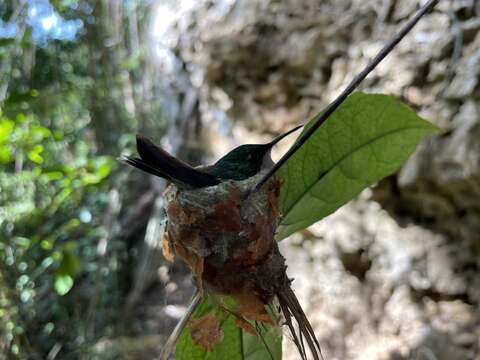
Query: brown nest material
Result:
<box><xmin>163</xmin><ymin>171</ymin><xmax>323</xmax><ymax>360</ymax></box>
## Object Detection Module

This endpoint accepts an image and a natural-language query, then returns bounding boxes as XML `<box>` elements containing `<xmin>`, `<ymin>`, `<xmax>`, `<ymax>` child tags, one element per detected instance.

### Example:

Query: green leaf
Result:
<box><xmin>242</xmin><ymin>326</ymin><xmax>282</xmax><ymax>360</ymax></box>
<box><xmin>82</xmin><ymin>156</ymin><xmax>114</xmax><ymax>184</ymax></box>
<box><xmin>176</xmin><ymin>296</ymin><xmax>282</xmax><ymax>360</ymax></box>
<box><xmin>54</xmin><ymin>274</ymin><xmax>73</xmax><ymax>296</ymax></box>
<box><xmin>4</xmin><ymin>90</ymin><xmax>39</xmax><ymax>105</ymax></box>
<box><xmin>53</xmin><ymin>248</ymin><xmax>81</xmax><ymax>296</ymax></box>
<box><xmin>0</xmin><ymin>145</ymin><xmax>11</xmax><ymax>163</ymax></box>
<box><xmin>277</xmin><ymin>92</ymin><xmax>440</xmax><ymax>239</ymax></box>
<box><xmin>57</xmin><ymin>249</ymin><xmax>81</xmax><ymax>277</ymax></box>
<box><xmin>28</xmin><ymin>144</ymin><xmax>44</xmax><ymax>164</ymax></box>
<box><xmin>42</xmin><ymin>171</ymin><xmax>64</xmax><ymax>181</ymax></box>
<box><xmin>0</xmin><ymin>119</ymin><xmax>14</xmax><ymax>144</ymax></box>
<box><xmin>30</xmin><ymin>125</ymin><xmax>51</xmax><ymax>141</ymax></box>
<box><xmin>0</xmin><ymin>38</ymin><xmax>15</xmax><ymax>47</ymax></box>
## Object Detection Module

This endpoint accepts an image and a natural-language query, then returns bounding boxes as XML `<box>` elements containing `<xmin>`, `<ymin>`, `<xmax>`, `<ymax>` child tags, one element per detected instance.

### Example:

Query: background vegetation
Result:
<box><xmin>0</xmin><ymin>1</ymin><xmax>170</xmax><ymax>358</ymax></box>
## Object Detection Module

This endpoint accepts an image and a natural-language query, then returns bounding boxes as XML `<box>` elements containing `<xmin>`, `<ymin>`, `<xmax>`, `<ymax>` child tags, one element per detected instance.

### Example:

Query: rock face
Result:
<box><xmin>153</xmin><ymin>0</ymin><xmax>480</xmax><ymax>358</ymax></box>
<box><xmin>280</xmin><ymin>193</ymin><xmax>479</xmax><ymax>360</ymax></box>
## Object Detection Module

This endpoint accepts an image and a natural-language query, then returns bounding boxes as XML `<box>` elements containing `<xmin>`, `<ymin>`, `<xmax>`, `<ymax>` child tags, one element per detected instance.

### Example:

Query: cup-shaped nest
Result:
<box><xmin>163</xmin><ymin>171</ymin><xmax>323</xmax><ymax>359</ymax></box>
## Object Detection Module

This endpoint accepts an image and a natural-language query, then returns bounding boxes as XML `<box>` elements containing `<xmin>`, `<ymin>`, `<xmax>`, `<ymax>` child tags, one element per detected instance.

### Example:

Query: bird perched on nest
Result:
<box><xmin>122</xmin><ymin>124</ymin><xmax>302</xmax><ymax>188</ymax></box>
<box><xmin>122</xmin><ymin>123</ymin><xmax>324</xmax><ymax>360</ymax></box>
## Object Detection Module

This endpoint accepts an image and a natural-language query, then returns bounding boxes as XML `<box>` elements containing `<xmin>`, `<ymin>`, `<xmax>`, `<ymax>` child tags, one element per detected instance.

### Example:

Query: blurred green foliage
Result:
<box><xmin>0</xmin><ymin>1</ymin><xmax>159</xmax><ymax>358</ymax></box>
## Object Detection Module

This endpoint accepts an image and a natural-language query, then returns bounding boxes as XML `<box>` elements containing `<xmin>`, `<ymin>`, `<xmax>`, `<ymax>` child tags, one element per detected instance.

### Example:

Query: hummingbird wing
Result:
<box><xmin>123</xmin><ymin>135</ymin><xmax>220</xmax><ymax>188</ymax></box>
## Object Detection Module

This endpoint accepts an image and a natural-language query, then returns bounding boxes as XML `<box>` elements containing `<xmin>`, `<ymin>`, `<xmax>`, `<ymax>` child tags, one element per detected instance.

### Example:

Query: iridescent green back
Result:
<box><xmin>211</xmin><ymin>144</ymin><xmax>270</xmax><ymax>180</ymax></box>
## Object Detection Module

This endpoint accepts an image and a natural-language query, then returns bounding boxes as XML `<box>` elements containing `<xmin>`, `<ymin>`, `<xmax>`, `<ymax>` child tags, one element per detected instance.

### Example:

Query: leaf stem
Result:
<box><xmin>252</xmin><ymin>0</ymin><xmax>440</xmax><ymax>193</ymax></box>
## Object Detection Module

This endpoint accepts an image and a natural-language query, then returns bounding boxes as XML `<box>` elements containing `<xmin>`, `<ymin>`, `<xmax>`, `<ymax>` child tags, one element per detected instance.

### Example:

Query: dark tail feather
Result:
<box><xmin>122</xmin><ymin>156</ymin><xmax>175</xmax><ymax>181</ymax></box>
<box><xmin>268</xmin><ymin>124</ymin><xmax>304</xmax><ymax>147</ymax></box>
<box><xmin>278</xmin><ymin>285</ymin><xmax>324</xmax><ymax>360</ymax></box>
<box><xmin>130</xmin><ymin>135</ymin><xmax>220</xmax><ymax>188</ymax></box>
<box><xmin>278</xmin><ymin>297</ymin><xmax>308</xmax><ymax>360</ymax></box>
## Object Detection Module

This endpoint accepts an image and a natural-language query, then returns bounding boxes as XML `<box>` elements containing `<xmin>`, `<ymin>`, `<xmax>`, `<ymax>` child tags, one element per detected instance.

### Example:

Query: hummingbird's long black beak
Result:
<box><xmin>267</xmin><ymin>124</ymin><xmax>304</xmax><ymax>147</ymax></box>
<box><xmin>122</xmin><ymin>135</ymin><xmax>220</xmax><ymax>188</ymax></box>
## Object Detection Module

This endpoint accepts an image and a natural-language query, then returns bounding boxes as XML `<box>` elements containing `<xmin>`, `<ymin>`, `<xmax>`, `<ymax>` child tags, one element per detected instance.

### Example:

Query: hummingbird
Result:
<box><xmin>122</xmin><ymin>124</ymin><xmax>303</xmax><ymax>188</ymax></box>
<box><xmin>206</xmin><ymin>124</ymin><xmax>303</xmax><ymax>181</ymax></box>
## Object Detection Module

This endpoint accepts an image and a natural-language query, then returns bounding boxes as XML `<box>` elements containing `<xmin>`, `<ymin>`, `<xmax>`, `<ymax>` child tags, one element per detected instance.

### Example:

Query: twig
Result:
<box><xmin>158</xmin><ymin>290</ymin><xmax>202</xmax><ymax>360</ymax></box>
<box><xmin>253</xmin><ymin>0</ymin><xmax>440</xmax><ymax>193</ymax></box>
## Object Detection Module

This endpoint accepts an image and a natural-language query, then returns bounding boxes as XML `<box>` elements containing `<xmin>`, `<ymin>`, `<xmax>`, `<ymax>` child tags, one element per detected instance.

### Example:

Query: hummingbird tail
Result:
<box><xmin>122</xmin><ymin>156</ymin><xmax>175</xmax><ymax>181</ymax></box>
<box><xmin>124</xmin><ymin>135</ymin><xmax>220</xmax><ymax>188</ymax></box>
<box><xmin>277</xmin><ymin>284</ymin><xmax>324</xmax><ymax>360</ymax></box>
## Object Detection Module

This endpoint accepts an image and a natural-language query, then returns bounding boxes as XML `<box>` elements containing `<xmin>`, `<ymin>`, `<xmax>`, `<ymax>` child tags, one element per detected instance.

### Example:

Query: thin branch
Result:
<box><xmin>253</xmin><ymin>0</ymin><xmax>440</xmax><ymax>193</ymax></box>
<box><xmin>158</xmin><ymin>290</ymin><xmax>202</xmax><ymax>360</ymax></box>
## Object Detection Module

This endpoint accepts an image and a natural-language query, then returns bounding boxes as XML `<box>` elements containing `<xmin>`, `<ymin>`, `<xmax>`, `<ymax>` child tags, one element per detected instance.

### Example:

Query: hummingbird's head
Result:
<box><xmin>213</xmin><ymin>144</ymin><xmax>270</xmax><ymax>181</ymax></box>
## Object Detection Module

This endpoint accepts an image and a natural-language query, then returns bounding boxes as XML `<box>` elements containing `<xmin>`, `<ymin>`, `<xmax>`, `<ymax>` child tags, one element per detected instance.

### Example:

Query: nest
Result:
<box><xmin>163</xmin><ymin>171</ymin><xmax>323</xmax><ymax>359</ymax></box>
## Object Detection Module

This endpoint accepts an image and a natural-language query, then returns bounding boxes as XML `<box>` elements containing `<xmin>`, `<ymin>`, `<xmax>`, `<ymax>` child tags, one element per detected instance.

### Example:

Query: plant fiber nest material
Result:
<box><xmin>163</xmin><ymin>171</ymin><xmax>323</xmax><ymax>359</ymax></box>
